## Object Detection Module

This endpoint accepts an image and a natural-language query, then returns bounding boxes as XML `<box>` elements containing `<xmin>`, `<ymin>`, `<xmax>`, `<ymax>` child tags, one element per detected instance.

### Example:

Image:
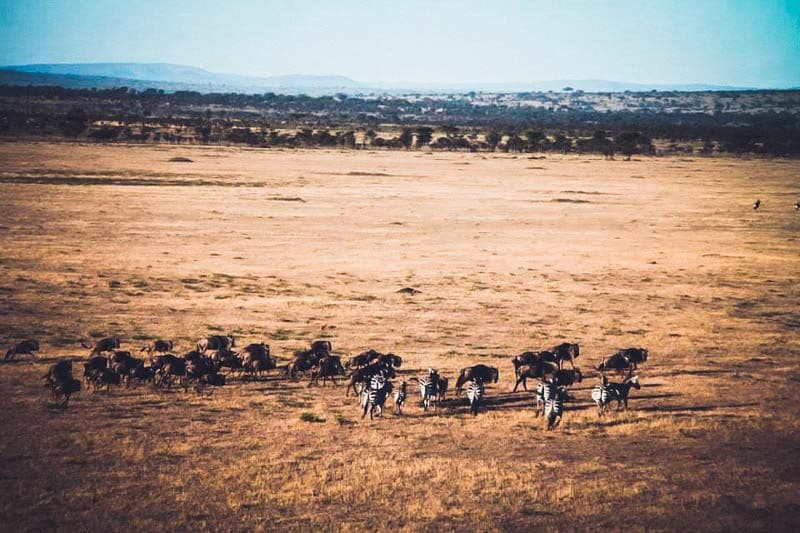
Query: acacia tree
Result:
<box><xmin>398</xmin><ymin>127</ymin><xmax>414</xmax><ymax>149</ymax></box>
<box><xmin>415</xmin><ymin>126</ymin><xmax>434</xmax><ymax>148</ymax></box>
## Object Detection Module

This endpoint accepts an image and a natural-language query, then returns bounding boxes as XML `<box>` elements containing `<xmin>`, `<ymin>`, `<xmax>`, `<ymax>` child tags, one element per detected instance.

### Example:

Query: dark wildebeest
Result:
<box><xmin>82</xmin><ymin>337</ymin><xmax>121</xmax><ymax>357</ymax></box>
<box><xmin>242</xmin><ymin>342</ymin><xmax>270</xmax><ymax>361</ymax></box>
<box><xmin>197</xmin><ymin>335</ymin><xmax>235</xmax><ymax>354</ymax></box>
<box><xmin>347</xmin><ymin>349</ymin><xmax>382</xmax><ymax>369</ymax></box>
<box><xmin>551</xmin><ymin>368</ymin><xmax>583</xmax><ymax>388</ymax></box>
<box><xmin>347</xmin><ymin>361</ymin><xmax>396</xmax><ymax>397</ymax></box>
<box><xmin>5</xmin><ymin>339</ymin><xmax>40</xmax><ymax>360</ymax></box>
<box><xmin>140</xmin><ymin>339</ymin><xmax>173</xmax><ymax>357</ymax></box>
<box><xmin>88</xmin><ymin>368</ymin><xmax>121</xmax><ymax>392</ymax></box>
<box><xmin>151</xmin><ymin>354</ymin><xmax>188</xmax><ymax>388</ymax></box>
<box><xmin>112</xmin><ymin>354</ymin><xmax>146</xmax><ymax>386</ymax></box>
<box><xmin>378</xmin><ymin>353</ymin><xmax>402</xmax><ymax>368</ymax></box>
<box><xmin>195</xmin><ymin>372</ymin><xmax>226</xmax><ymax>394</ymax></box>
<box><xmin>549</xmin><ymin>342</ymin><xmax>580</xmax><ymax>369</ymax></box>
<box><xmin>455</xmin><ymin>364</ymin><xmax>499</xmax><ymax>396</ymax></box>
<box><xmin>512</xmin><ymin>361</ymin><xmax>558</xmax><ymax>392</ymax></box>
<box><xmin>309</xmin><ymin>355</ymin><xmax>346</xmax><ymax>387</ymax></box>
<box><xmin>186</xmin><ymin>356</ymin><xmax>219</xmax><ymax>384</ymax></box>
<box><xmin>616</xmin><ymin>347</ymin><xmax>648</xmax><ymax>369</ymax></box>
<box><xmin>42</xmin><ymin>360</ymin><xmax>80</xmax><ymax>406</ymax></box>
<box><xmin>83</xmin><ymin>356</ymin><xmax>108</xmax><ymax>384</ymax></box>
<box><xmin>43</xmin><ymin>359</ymin><xmax>73</xmax><ymax>385</ymax></box>
<box><xmin>437</xmin><ymin>376</ymin><xmax>449</xmax><ymax>402</ymax></box>
<box><xmin>512</xmin><ymin>351</ymin><xmax>556</xmax><ymax>376</ymax></box>
<box><xmin>285</xmin><ymin>351</ymin><xmax>323</xmax><ymax>379</ymax></box>
<box><xmin>597</xmin><ymin>352</ymin><xmax>634</xmax><ymax>374</ymax></box>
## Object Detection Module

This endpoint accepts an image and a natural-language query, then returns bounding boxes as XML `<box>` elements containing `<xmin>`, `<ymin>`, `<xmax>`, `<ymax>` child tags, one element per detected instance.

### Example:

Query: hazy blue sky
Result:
<box><xmin>1</xmin><ymin>0</ymin><xmax>798</xmax><ymax>86</ymax></box>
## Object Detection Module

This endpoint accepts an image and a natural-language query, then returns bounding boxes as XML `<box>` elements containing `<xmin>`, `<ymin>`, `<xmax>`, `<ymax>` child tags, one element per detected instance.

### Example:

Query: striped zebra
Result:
<box><xmin>393</xmin><ymin>381</ymin><xmax>407</xmax><ymax>415</ymax></box>
<box><xmin>545</xmin><ymin>387</ymin><xmax>565</xmax><ymax>430</ymax></box>
<box><xmin>591</xmin><ymin>378</ymin><xmax>611</xmax><ymax>416</ymax></box>
<box><xmin>535</xmin><ymin>381</ymin><xmax>556</xmax><ymax>417</ymax></box>
<box><xmin>362</xmin><ymin>375</ymin><xmax>391</xmax><ymax>420</ymax></box>
<box><xmin>418</xmin><ymin>369</ymin><xmax>440</xmax><ymax>411</ymax></box>
<box><xmin>466</xmin><ymin>378</ymin><xmax>485</xmax><ymax>416</ymax></box>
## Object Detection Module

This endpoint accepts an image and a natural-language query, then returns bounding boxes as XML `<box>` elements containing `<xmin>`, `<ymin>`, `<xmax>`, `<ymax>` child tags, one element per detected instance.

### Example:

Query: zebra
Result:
<box><xmin>466</xmin><ymin>378</ymin><xmax>485</xmax><ymax>416</ymax></box>
<box><xmin>394</xmin><ymin>381</ymin><xmax>407</xmax><ymax>415</ymax></box>
<box><xmin>545</xmin><ymin>387</ymin><xmax>566</xmax><ymax>430</ymax></box>
<box><xmin>417</xmin><ymin>369</ymin><xmax>440</xmax><ymax>411</ymax></box>
<box><xmin>362</xmin><ymin>374</ymin><xmax>391</xmax><ymax>420</ymax></box>
<box><xmin>591</xmin><ymin>376</ymin><xmax>611</xmax><ymax>416</ymax></box>
<box><xmin>607</xmin><ymin>374</ymin><xmax>641</xmax><ymax>411</ymax></box>
<box><xmin>535</xmin><ymin>381</ymin><xmax>556</xmax><ymax>417</ymax></box>
<box><xmin>592</xmin><ymin>374</ymin><xmax>640</xmax><ymax>416</ymax></box>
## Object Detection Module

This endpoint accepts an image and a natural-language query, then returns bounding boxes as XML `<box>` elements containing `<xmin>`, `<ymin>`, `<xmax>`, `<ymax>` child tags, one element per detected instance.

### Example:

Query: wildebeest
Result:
<box><xmin>455</xmin><ymin>364</ymin><xmax>498</xmax><ymax>396</ymax></box>
<box><xmin>616</xmin><ymin>347</ymin><xmax>648</xmax><ymax>369</ymax></box>
<box><xmin>549</xmin><ymin>342</ymin><xmax>580</xmax><ymax>369</ymax></box>
<box><xmin>83</xmin><ymin>356</ymin><xmax>108</xmax><ymax>384</ymax></box>
<box><xmin>285</xmin><ymin>351</ymin><xmax>323</xmax><ymax>380</ymax></box>
<box><xmin>309</xmin><ymin>355</ymin><xmax>345</xmax><ymax>387</ymax></box>
<box><xmin>347</xmin><ymin>349</ymin><xmax>382</xmax><ymax>369</ymax></box>
<box><xmin>242</xmin><ymin>342</ymin><xmax>270</xmax><ymax>361</ymax></box>
<box><xmin>42</xmin><ymin>360</ymin><xmax>80</xmax><ymax>406</ymax></box>
<box><xmin>512</xmin><ymin>361</ymin><xmax>557</xmax><ymax>392</ymax></box>
<box><xmin>753</xmin><ymin>199</ymin><xmax>761</xmax><ymax>210</ymax></box>
<box><xmin>82</xmin><ymin>337</ymin><xmax>121</xmax><ymax>356</ymax></box>
<box><xmin>437</xmin><ymin>376</ymin><xmax>449</xmax><ymax>402</ymax></box>
<box><xmin>197</xmin><ymin>335</ymin><xmax>235</xmax><ymax>354</ymax></box>
<box><xmin>140</xmin><ymin>339</ymin><xmax>174</xmax><ymax>356</ymax></box>
<box><xmin>5</xmin><ymin>339</ymin><xmax>40</xmax><ymax>360</ymax></box>
<box><xmin>151</xmin><ymin>354</ymin><xmax>188</xmax><ymax>388</ymax></box>
<box><xmin>88</xmin><ymin>368</ymin><xmax>121</xmax><ymax>392</ymax></box>
<box><xmin>597</xmin><ymin>352</ymin><xmax>634</xmax><ymax>374</ymax></box>
<box><xmin>378</xmin><ymin>353</ymin><xmax>403</xmax><ymax>368</ymax></box>
<box><xmin>512</xmin><ymin>351</ymin><xmax>556</xmax><ymax>376</ymax></box>
<box><xmin>551</xmin><ymin>368</ymin><xmax>583</xmax><ymax>387</ymax></box>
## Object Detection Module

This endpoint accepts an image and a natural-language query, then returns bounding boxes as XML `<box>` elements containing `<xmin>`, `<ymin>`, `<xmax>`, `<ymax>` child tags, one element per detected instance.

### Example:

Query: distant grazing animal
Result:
<box><xmin>217</xmin><ymin>350</ymin><xmax>244</xmax><ymax>374</ymax></box>
<box><xmin>795</xmin><ymin>201</ymin><xmax>800</xmax><ymax>211</ymax></box>
<box><xmin>140</xmin><ymin>339</ymin><xmax>173</xmax><ymax>356</ymax></box>
<box><xmin>512</xmin><ymin>361</ymin><xmax>558</xmax><ymax>392</ymax></box>
<box><xmin>286</xmin><ymin>352</ymin><xmax>323</xmax><ymax>380</ymax></box>
<box><xmin>82</xmin><ymin>337</ymin><xmax>121</xmax><ymax>356</ymax></box>
<box><xmin>305</xmin><ymin>340</ymin><xmax>332</xmax><ymax>358</ymax></box>
<box><xmin>309</xmin><ymin>355</ymin><xmax>345</xmax><ymax>386</ymax></box>
<box><xmin>394</xmin><ymin>381</ymin><xmax>408</xmax><ymax>415</ymax></box>
<box><xmin>545</xmin><ymin>388</ymin><xmax>566</xmax><ymax>430</ymax></box>
<box><xmin>417</xmin><ymin>369</ymin><xmax>441</xmax><ymax>411</ymax></box>
<box><xmin>362</xmin><ymin>374</ymin><xmax>392</xmax><ymax>420</ymax></box>
<box><xmin>5</xmin><ymin>339</ymin><xmax>40</xmax><ymax>360</ymax></box>
<box><xmin>151</xmin><ymin>354</ymin><xmax>188</xmax><ymax>388</ymax></box>
<box><xmin>197</xmin><ymin>335</ymin><xmax>235</xmax><ymax>354</ymax></box>
<box><xmin>455</xmin><ymin>364</ymin><xmax>498</xmax><ymax>396</ymax></box>
<box><xmin>591</xmin><ymin>376</ymin><xmax>611</xmax><ymax>416</ymax></box>
<box><xmin>242</xmin><ymin>343</ymin><xmax>270</xmax><ymax>361</ymax></box>
<box><xmin>512</xmin><ymin>351</ymin><xmax>555</xmax><ymax>375</ymax></box>
<box><xmin>549</xmin><ymin>343</ymin><xmax>580</xmax><ymax>369</ymax></box>
<box><xmin>347</xmin><ymin>349</ymin><xmax>382</xmax><ymax>369</ymax></box>
<box><xmin>88</xmin><ymin>368</ymin><xmax>121</xmax><ymax>392</ymax></box>
<box><xmin>43</xmin><ymin>359</ymin><xmax>73</xmax><ymax>385</ymax></box>
<box><xmin>551</xmin><ymin>368</ymin><xmax>583</xmax><ymax>388</ymax></box>
<box><xmin>597</xmin><ymin>352</ymin><xmax>633</xmax><ymax>374</ymax></box>
<box><xmin>437</xmin><ymin>376</ymin><xmax>449</xmax><ymax>402</ymax></box>
<box><xmin>753</xmin><ymin>199</ymin><xmax>761</xmax><ymax>210</ymax></box>
<box><xmin>616</xmin><ymin>347</ymin><xmax>648</xmax><ymax>369</ymax></box>
<box><xmin>186</xmin><ymin>356</ymin><xmax>220</xmax><ymax>383</ymax></box>
<box><xmin>195</xmin><ymin>372</ymin><xmax>226</xmax><ymax>394</ymax></box>
<box><xmin>466</xmin><ymin>378</ymin><xmax>485</xmax><ymax>416</ymax></box>
<box><xmin>83</xmin><ymin>356</ymin><xmax>108</xmax><ymax>384</ymax></box>
<box><xmin>42</xmin><ymin>360</ymin><xmax>80</xmax><ymax>406</ymax></box>
<box><xmin>347</xmin><ymin>361</ymin><xmax>395</xmax><ymax>396</ymax></box>
<box><xmin>378</xmin><ymin>353</ymin><xmax>403</xmax><ymax>368</ymax></box>
<box><xmin>535</xmin><ymin>381</ymin><xmax>557</xmax><ymax>416</ymax></box>
<box><xmin>592</xmin><ymin>374</ymin><xmax>640</xmax><ymax>415</ymax></box>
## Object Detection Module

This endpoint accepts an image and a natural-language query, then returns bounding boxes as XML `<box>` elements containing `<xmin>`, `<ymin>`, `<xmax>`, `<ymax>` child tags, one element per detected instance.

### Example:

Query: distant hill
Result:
<box><xmin>0</xmin><ymin>62</ymin><xmax>763</xmax><ymax>95</ymax></box>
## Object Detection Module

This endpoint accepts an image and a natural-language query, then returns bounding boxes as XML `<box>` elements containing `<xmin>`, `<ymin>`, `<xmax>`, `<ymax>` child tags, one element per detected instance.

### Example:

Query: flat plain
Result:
<box><xmin>1</xmin><ymin>142</ymin><xmax>798</xmax><ymax>531</ymax></box>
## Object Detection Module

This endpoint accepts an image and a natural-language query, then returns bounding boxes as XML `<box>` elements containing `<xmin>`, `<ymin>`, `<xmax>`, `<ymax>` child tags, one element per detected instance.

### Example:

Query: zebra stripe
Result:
<box><xmin>418</xmin><ymin>375</ymin><xmax>438</xmax><ymax>411</ymax></box>
<box><xmin>466</xmin><ymin>379</ymin><xmax>484</xmax><ymax>415</ymax></box>
<box><xmin>591</xmin><ymin>384</ymin><xmax>610</xmax><ymax>416</ymax></box>
<box><xmin>545</xmin><ymin>392</ymin><xmax>564</xmax><ymax>430</ymax></box>
<box><xmin>535</xmin><ymin>382</ymin><xmax>556</xmax><ymax>416</ymax></box>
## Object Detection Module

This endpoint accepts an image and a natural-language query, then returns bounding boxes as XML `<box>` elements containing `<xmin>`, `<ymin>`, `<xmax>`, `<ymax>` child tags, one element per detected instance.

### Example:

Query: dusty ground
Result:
<box><xmin>0</xmin><ymin>142</ymin><xmax>798</xmax><ymax>531</ymax></box>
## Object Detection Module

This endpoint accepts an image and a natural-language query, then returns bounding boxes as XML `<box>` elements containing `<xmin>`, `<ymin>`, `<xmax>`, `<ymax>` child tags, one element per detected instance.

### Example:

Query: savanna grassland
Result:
<box><xmin>0</xmin><ymin>142</ymin><xmax>799</xmax><ymax>531</ymax></box>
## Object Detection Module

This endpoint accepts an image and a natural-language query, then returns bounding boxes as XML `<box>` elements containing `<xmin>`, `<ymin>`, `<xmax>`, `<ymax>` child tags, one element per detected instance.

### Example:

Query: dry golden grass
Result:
<box><xmin>1</xmin><ymin>142</ymin><xmax>799</xmax><ymax>530</ymax></box>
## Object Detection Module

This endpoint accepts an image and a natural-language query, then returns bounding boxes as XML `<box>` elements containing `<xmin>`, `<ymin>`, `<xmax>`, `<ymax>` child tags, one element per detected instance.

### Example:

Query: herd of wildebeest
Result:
<box><xmin>5</xmin><ymin>335</ymin><xmax>649</xmax><ymax>429</ymax></box>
